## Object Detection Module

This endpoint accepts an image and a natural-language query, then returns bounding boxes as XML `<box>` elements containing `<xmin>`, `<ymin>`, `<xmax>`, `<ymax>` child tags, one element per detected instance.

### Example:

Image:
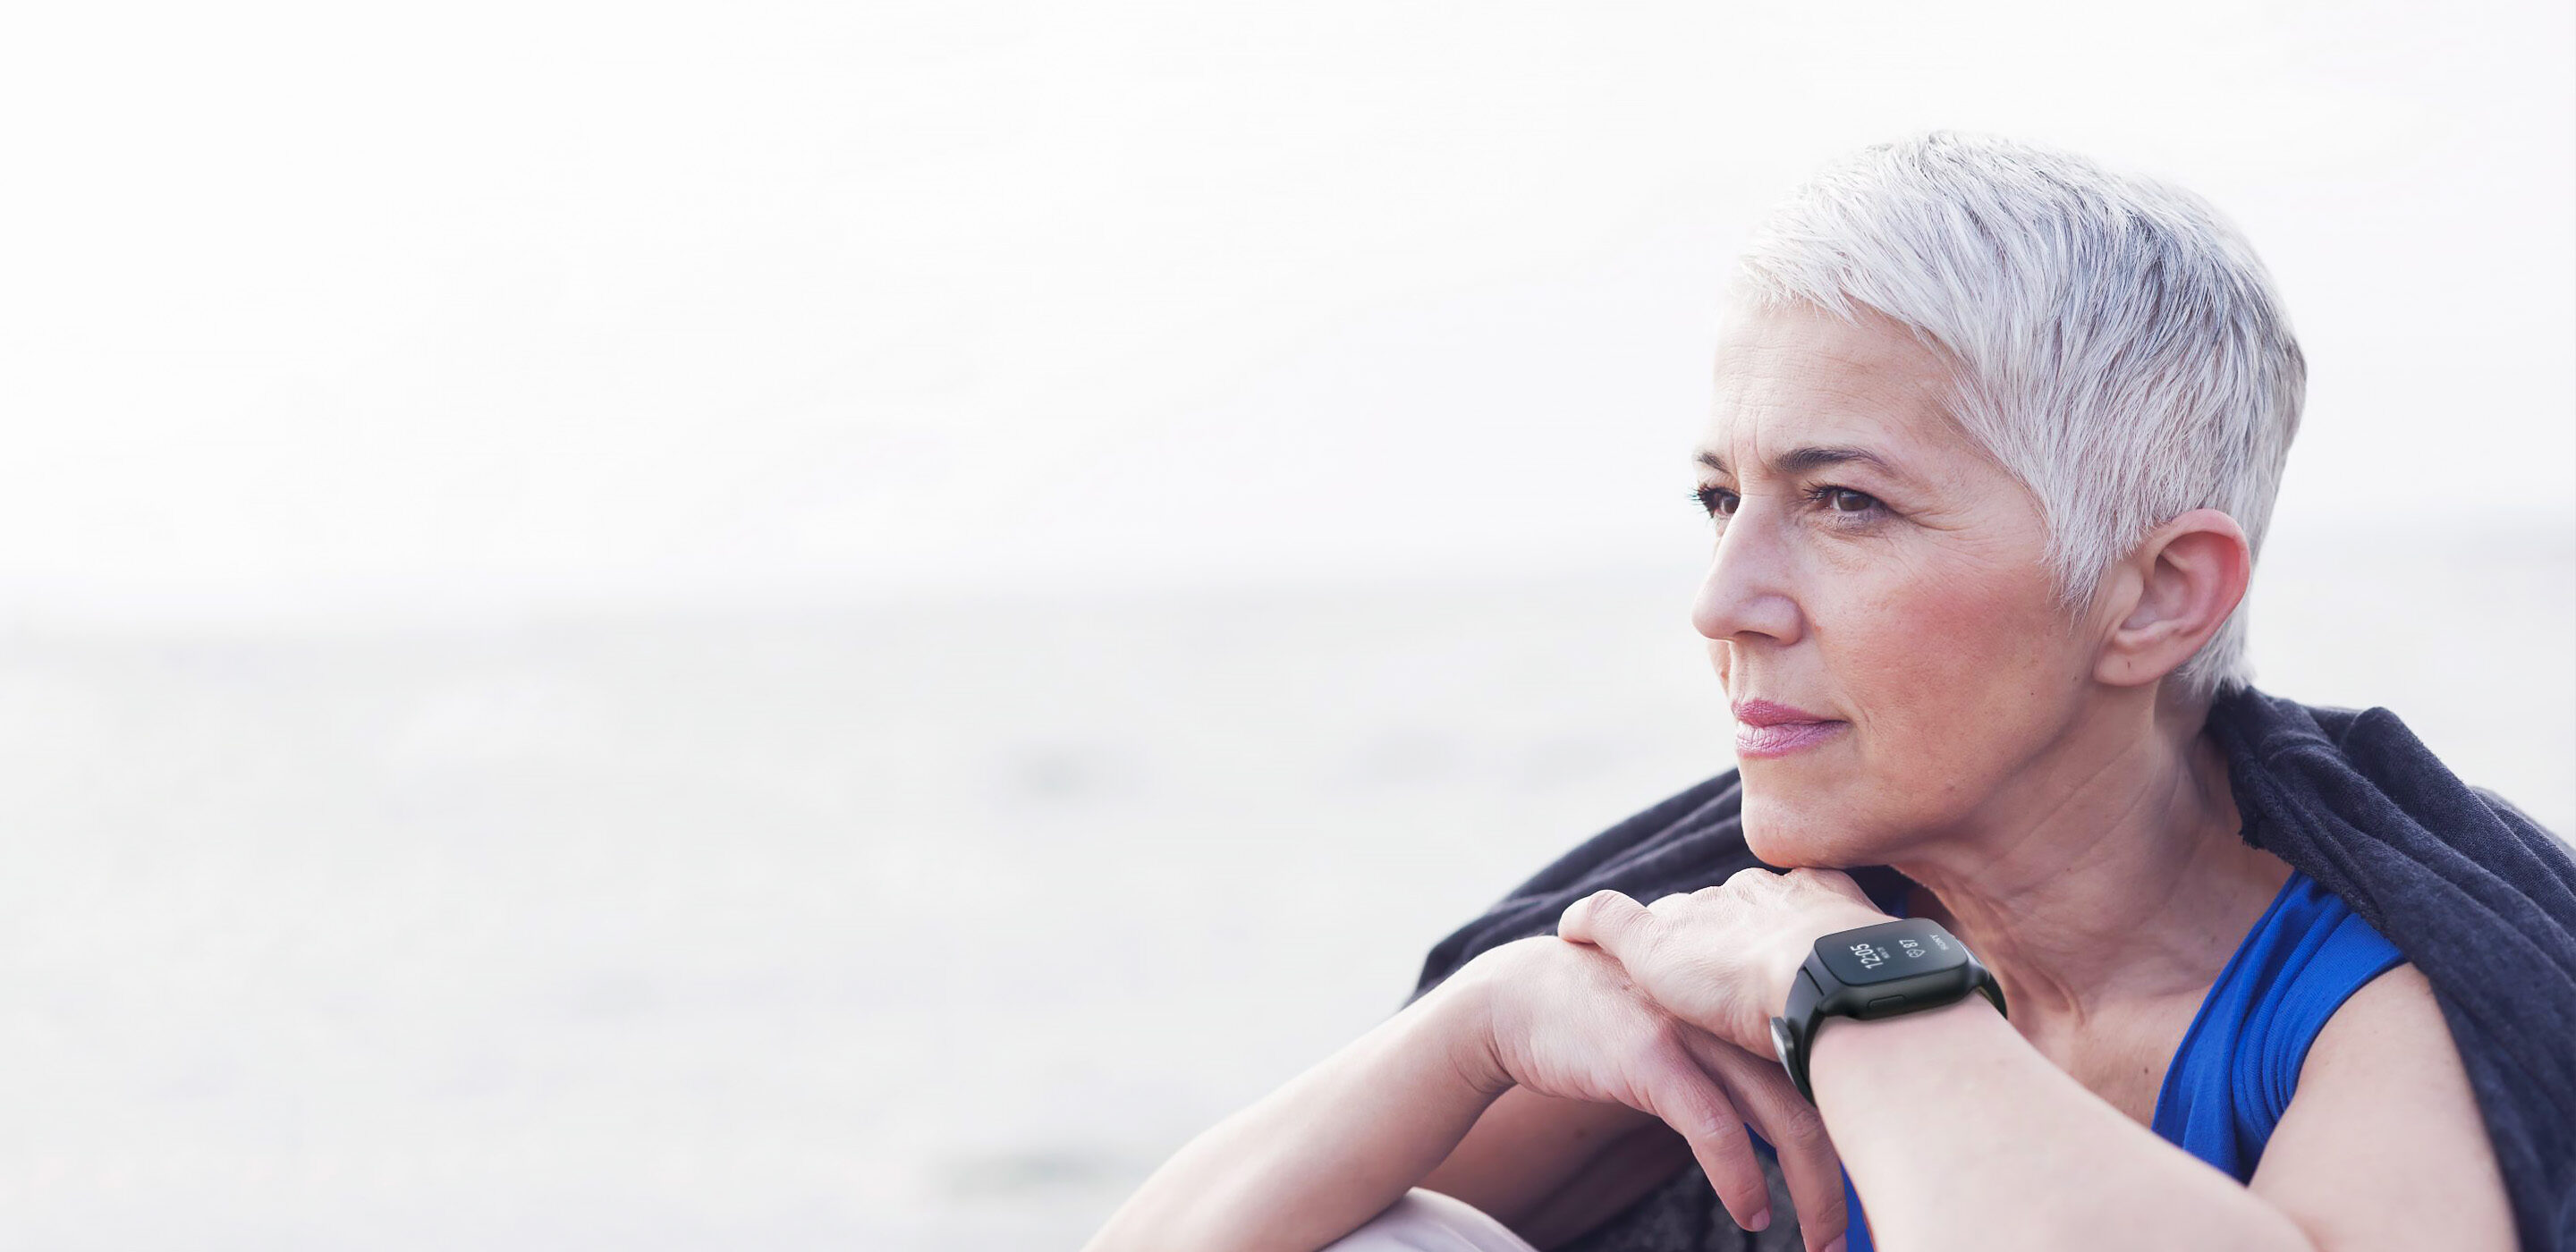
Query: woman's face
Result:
<box><xmin>1692</xmin><ymin>300</ymin><xmax>2100</xmax><ymax>867</ymax></box>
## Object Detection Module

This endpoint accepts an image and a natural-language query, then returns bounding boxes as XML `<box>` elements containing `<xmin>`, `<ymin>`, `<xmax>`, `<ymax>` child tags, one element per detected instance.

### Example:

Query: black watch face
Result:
<box><xmin>1816</xmin><ymin>918</ymin><xmax>1970</xmax><ymax>986</ymax></box>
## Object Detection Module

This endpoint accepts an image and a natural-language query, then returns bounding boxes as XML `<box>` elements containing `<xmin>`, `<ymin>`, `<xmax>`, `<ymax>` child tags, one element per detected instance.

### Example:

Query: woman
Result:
<box><xmin>1083</xmin><ymin>133</ymin><xmax>2569</xmax><ymax>1252</ymax></box>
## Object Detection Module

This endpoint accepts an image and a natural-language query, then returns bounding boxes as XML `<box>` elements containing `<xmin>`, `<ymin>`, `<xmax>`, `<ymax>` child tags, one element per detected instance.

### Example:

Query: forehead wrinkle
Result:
<box><xmin>1699</xmin><ymin>322</ymin><xmax>1969</xmax><ymax>490</ymax></box>
<box><xmin>1697</xmin><ymin>377</ymin><xmax>1932</xmax><ymax>482</ymax></box>
<box><xmin>1716</xmin><ymin>355</ymin><xmax>1953</xmax><ymax>421</ymax></box>
<box><xmin>1694</xmin><ymin>444</ymin><xmax>1922</xmax><ymax>491</ymax></box>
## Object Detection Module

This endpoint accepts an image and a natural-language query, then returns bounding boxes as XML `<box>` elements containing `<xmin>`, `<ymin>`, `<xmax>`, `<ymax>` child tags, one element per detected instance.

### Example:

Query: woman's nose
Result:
<box><xmin>1690</xmin><ymin>515</ymin><xmax>1805</xmax><ymax>646</ymax></box>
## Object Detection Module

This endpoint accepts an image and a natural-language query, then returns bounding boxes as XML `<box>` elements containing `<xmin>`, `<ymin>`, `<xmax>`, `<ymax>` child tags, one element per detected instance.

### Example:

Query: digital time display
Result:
<box><xmin>1816</xmin><ymin>918</ymin><xmax>1970</xmax><ymax>987</ymax></box>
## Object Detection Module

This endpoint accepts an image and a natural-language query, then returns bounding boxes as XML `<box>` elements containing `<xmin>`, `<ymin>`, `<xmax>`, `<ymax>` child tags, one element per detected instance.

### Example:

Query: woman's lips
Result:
<box><xmin>1734</xmin><ymin>718</ymin><xmax>1848</xmax><ymax>757</ymax></box>
<box><xmin>1729</xmin><ymin>699</ymin><xmax>1847</xmax><ymax>758</ymax></box>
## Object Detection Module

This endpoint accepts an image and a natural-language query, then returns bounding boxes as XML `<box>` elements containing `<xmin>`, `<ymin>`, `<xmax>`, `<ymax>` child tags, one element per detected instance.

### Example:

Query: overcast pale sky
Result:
<box><xmin>3</xmin><ymin>0</ymin><xmax>2569</xmax><ymax>625</ymax></box>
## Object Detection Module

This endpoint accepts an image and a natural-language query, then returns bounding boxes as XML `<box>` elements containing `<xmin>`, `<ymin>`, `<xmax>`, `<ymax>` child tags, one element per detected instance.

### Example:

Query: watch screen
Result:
<box><xmin>1817</xmin><ymin>918</ymin><xmax>1970</xmax><ymax>986</ymax></box>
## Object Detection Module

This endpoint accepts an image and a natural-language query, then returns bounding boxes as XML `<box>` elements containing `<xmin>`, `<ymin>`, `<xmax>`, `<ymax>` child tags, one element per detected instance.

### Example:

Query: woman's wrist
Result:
<box><xmin>1809</xmin><ymin>992</ymin><xmax>2009</xmax><ymax>1104</ymax></box>
<box><xmin>1414</xmin><ymin>953</ymin><xmax>1517</xmax><ymax>1098</ymax></box>
<box><xmin>1759</xmin><ymin>929</ymin><xmax>1816</xmax><ymax>1020</ymax></box>
<box><xmin>1760</xmin><ymin>905</ymin><xmax>1893</xmax><ymax>1019</ymax></box>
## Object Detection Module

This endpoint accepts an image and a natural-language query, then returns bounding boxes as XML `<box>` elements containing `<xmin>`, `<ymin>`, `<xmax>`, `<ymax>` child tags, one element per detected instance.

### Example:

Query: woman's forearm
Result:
<box><xmin>1083</xmin><ymin>983</ymin><xmax>1507</xmax><ymax>1252</ymax></box>
<box><xmin>1809</xmin><ymin>997</ymin><xmax>2312</xmax><ymax>1252</ymax></box>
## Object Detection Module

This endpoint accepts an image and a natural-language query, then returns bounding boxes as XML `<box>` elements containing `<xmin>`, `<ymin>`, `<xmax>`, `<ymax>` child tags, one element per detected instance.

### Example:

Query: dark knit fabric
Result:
<box><xmin>1408</xmin><ymin>686</ymin><xmax>2576</xmax><ymax>1251</ymax></box>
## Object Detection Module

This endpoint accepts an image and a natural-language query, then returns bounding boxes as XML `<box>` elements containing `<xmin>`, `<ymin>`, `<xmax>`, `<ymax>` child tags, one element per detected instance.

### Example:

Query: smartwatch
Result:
<box><xmin>1767</xmin><ymin>918</ymin><xmax>2008</xmax><ymax>1104</ymax></box>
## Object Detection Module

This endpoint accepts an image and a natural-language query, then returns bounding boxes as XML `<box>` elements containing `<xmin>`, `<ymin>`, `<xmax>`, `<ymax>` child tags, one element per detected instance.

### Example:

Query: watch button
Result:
<box><xmin>1867</xmin><ymin>994</ymin><xmax>1907</xmax><ymax>1011</ymax></box>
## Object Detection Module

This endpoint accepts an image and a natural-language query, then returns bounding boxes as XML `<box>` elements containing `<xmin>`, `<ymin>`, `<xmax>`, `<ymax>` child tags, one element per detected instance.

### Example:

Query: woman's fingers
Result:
<box><xmin>1480</xmin><ymin>937</ymin><xmax>1829</xmax><ymax>1239</ymax></box>
<box><xmin>1628</xmin><ymin>1036</ymin><xmax>1775</xmax><ymax>1235</ymax></box>
<box><xmin>1681</xmin><ymin>1030</ymin><xmax>1849</xmax><ymax>1252</ymax></box>
<box><xmin>1556</xmin><ymin>888</ymin><xmax>1653</xmax><ymax>957</ymax></box>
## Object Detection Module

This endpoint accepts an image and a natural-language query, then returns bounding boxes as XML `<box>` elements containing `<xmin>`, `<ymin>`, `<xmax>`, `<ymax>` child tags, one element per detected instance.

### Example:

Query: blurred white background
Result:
<box><xmin>0</xmin><ymin>1</ymin><xmax>2569</xmax><ymax>1248</ymax></box>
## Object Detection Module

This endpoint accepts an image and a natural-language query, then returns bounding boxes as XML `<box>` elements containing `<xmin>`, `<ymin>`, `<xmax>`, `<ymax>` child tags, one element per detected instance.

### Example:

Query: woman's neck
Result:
<box><xmin>1891</xmin><ymin>696</ymin><xmax>2294</xmax><ymax>1029</ymax></box>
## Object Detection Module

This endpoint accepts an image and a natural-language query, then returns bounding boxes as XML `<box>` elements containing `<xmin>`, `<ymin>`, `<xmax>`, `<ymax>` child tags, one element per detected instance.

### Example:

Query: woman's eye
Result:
<box><xmin>1818</xmin><ymin>486</ymin><xmax>1880</xmax><ymax>515</ymax></box>
<box><xmin>1692</xmin><ymin>486</ymin><xmax>1739</xmax><ymax>517</ymax></box>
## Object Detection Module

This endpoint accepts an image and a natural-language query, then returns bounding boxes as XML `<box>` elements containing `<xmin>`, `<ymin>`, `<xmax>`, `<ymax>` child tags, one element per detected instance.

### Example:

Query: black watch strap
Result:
<box><xmin>1768</xmin><ymin>919</ymin><xmax>2008</xmax><ymax>1104</ymax></box>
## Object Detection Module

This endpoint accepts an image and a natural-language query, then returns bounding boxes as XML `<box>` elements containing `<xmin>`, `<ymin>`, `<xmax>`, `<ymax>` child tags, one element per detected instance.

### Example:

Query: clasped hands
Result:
<box><xmin>1436</xmin><ymin>867</ymin><xmax>1894</xmax><ymax>1250</ymax></box>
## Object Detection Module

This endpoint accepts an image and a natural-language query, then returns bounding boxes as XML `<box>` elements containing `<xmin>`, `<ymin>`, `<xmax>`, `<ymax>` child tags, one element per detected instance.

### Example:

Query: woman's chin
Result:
<box><xmin>1741</xmin><ymin>799</ymin><xmax>1812</xmax><ymax>866</ymax></box>
<box><xmin>1741</xmin><ymin>788</ymin><xmax>1873</xmax><ymax>868</ymax></box>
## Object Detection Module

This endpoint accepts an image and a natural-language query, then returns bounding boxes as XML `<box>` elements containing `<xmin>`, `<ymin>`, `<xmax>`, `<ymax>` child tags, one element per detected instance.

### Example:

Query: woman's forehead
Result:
<box><xmin>1701</xmin><ymin>304</ymin><xmax>1971</xmax><ymax>474</ymax></box>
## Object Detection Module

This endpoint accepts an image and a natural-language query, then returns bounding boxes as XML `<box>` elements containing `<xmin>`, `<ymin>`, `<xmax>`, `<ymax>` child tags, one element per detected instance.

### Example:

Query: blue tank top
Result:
<box><xmin>1817</xmin><ymin>867</ymin><xmax>2404</xmax><ymax>1252</ymax></box>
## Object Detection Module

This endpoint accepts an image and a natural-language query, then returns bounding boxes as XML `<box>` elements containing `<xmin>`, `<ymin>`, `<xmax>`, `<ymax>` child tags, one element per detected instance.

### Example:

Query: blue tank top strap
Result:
<box><xmin>1818</xmin><ymin>867</ymin><xmax>2402</xmax><ymax>1252</ymax></box>
<box><xmin>2148</xmin><ymin>868</ymin><xmax>2407</xmax><ymax>1180</ymax></box>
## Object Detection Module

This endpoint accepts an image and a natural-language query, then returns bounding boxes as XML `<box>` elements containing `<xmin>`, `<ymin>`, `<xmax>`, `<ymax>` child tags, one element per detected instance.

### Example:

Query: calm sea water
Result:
<box><xmin>0</xmin><ymin>527</ymin><xmax>2565</xmax><ymax>1248</ymax></box>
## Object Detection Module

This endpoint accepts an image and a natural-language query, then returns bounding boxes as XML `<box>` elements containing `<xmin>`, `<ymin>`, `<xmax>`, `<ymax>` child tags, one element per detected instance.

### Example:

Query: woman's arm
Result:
<box><xmin>1080</xmin><ymin>980</ymin><xmax>1508</xmax><ymax>1252</ymax></box>
<box><xmin>2246</xmin><ymin>964</ymin><xmax>2515</xmax><ymax>1251</ymax></box>
<box><xmin>1419</xmin><ymin>1088</ymin><xmax>1690</xmax><ymax>1248</ymax></box>
<box><xmin>1559</xmin><ymin>871</ymin><xmax>2306</xmax><ymax>1249</ymax></box>
<box><xmin>1562</xmin><ymin>870</ymin><xmax>2517</xmax><ymax>1252</ymax></box>
<box><xmin>1083</xmin><ymin>937</ymin><xmax>1842</xmax><ymax>1252</ymax></box>
<box><xmin>1809</xmin><ymin>996</ymin><xmax>2316</xmax><ymax>1252</ymax></box>
<box><xmin>1811</xmin><ymin>965</ymin><xmax>2517</xmax><ymax>1250</ymax></box>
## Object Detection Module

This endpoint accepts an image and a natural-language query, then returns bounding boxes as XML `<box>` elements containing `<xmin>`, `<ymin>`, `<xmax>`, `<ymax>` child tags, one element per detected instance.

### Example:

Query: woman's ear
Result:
<box><xmin>2095</xmin><ymin>508</ymin><xmax>2252</xmax><ymax>689</ymax></box>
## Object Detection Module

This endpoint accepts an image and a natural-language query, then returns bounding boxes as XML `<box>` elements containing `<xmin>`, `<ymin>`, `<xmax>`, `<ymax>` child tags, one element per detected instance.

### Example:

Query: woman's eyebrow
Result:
<box><xmin>1694</xmin><ymin>445</ymin><xmax>1914</xmax><ymax>483</ymax></box>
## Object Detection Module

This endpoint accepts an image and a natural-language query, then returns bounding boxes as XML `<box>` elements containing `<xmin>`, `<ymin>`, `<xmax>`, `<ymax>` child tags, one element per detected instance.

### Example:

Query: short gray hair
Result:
<box><xmin>1731</xmin><ymin>131</ymin><xmax>2306</xmax><ymax>706</ymax></box>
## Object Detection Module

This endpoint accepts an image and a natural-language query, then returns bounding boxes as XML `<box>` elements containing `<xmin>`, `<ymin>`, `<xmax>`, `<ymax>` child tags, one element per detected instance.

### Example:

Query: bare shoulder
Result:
<box><xmin>2249</xmin><ymin>961</ymin><xmax>2517</xmax><ymax>1251</ymax></box>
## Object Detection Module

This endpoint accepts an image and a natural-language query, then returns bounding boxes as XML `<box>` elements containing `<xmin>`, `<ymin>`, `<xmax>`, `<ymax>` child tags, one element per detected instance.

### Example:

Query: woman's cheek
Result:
<box><xmin>1841</xmin><ymin>571</ymin><xmax>2055</xmax><ymax>776</ymax></box>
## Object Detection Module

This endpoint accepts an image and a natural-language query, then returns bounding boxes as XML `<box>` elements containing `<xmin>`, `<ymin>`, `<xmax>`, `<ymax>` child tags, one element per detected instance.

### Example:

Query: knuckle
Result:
<box><xmin>1773</xmin><ymin>1097</ymin><xmax>1830</xmax><ymax>1146</ymax></box>
<box><xmin>1656</xmin><ymin>1080</ymin><xmax>1730</xmax><ymax>1140</ymax></box>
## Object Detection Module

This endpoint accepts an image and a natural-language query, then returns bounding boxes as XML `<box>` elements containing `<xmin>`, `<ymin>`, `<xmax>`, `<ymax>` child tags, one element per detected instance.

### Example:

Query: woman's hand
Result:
<box><xmin>1439</xmin><ymin>935</ymin><xmax>1851</xmax><ymax>1250</ymax></box>
<box><xmin>1556</xmin><ymin>867</ymin><xmax>1895</xmax><ymax>1056</ymax></box>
